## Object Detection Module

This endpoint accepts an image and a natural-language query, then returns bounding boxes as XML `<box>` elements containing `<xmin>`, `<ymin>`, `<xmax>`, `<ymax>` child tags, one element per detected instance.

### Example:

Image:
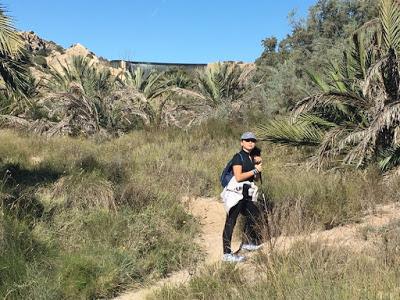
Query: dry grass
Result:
<box><xmin>1</xmin><ymin>119</ymin><xmax>399</xmax><ymax>298</ymax></box>
<box><xmin>51</xmin><ymin>172</ymin><xmax>116</xmax><ymax>211</ymax></box>
<box><xmin>154</xmin><ymin>236</ymin><xmax>400</xmax><ymax>299</ymax></box>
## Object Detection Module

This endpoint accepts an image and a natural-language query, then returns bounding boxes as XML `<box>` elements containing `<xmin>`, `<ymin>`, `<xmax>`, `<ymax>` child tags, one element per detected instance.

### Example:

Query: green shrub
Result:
<box><xmin>51</xmin><ymin>172</ymin><xmax>116</xmax><ymax>211</ymax></box>
<box><xmin>55</xmin><ymin>45</ymin><xmax>65</xmax><ymax>53</ymax></box>
<box><xmin>61</xmin><ymin>253</ymin><xmax>101</xmax><ymax>299</ymax></box>
<box><xmin>33</xmin><ymin>55</ymin><xmax>48</xmax><ymax>68</ymax></box>
<box><xmin>35</xmin><ymin>48</ymin><xmax>51</xmax><ymax>57</ymax></box>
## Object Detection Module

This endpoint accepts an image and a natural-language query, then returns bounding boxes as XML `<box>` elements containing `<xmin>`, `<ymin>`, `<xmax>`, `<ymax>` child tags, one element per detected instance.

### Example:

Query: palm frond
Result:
<box><xmin>361</xmin><ymin>56</ymin><xmax>386</xmax><ymax>102</ymax></box>
<box><xmin>378</xmin><ymin>144</ymin><xmax>400</xmax><ymax>171</ymax></box>
<box><xmin>256</xmin><ymin>116</ymin><xmax>325</xmax><ymax>146</ymax></box>
<box><xmin>169</xmin><ymin>87</ymin><xmax>207</xmax><ymax>103</ymax></box>
<box><xmin>351</xmin><ymin>32</ymin><xmax>368</xmax><ymax>79</ymax></box>
<box><xmin>337</xmin><ymin>128</ymin><xmax>372</xmax><ymax>167</ymax></box>
<box><xmin>0</xmin><ymin>55</ymin><xmax>30</xmax><ymax>92</ymax></box>
<box><xmin>306</xmin><ymin>70</ymin><xmax>330</xmax><ymax>92</ymax></box>
<box><xmin>311</xmin><ymin>127</ymin><xmax>355</xmax><ymax>168</ymax></box>
<box><xmin>380</xmin><ymin>0</ymin><xmax>400</xmax><ymax>51</ymax></box>
<box><xmin>368</xmin><ymin>101</ymin><xmax>400</xmax><ymax>142</ymax></box>
<box><xmin>381</xmin><ymin>47</ymin><xmax>400</xmax><ymax>102</ymax></box>
<box><xmin>326</xmin><ymin>63</ymin><xmax>347</xmax><ymax>93</ymax></box>
<box><xmin>0</xmin><ymin>8</ymin><xmax>23</xmax><ymax>57</ymax></box>
<box><xmin>294</xmin><ymin>113</ymin><xmax>337</xmax><ymax>129</ymax></box>
<box><xmin>195</xmin><ymin>62</ymin><xmax>251</xmax><ymax>107</ymax></box>
<box><xmin>293</xmin><ymin>92</ymin><xmax>365</xmax><ymax>121</ymax></box>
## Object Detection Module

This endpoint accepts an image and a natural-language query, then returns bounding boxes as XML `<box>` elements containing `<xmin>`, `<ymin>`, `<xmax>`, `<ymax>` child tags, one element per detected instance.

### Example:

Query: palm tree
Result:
<box><xmin>257</xmin><ymin>0</ymin><xmax>400</xmax><ymax>172</ymax></box>
<box><xmin>0</xmin><ymin>6</ymin><xmax>29</xmax><ymax>92</ymax></box>
<box><xmin>34</xmin><ymin>55</ymin><xmax>118</xmax><ymax>135</ymax></box>
<box><xmin>48</xmin><ymin>55</ymin><xmax>114</xmax><ymax>97</ymax></box>
<box><xmin>110</xmin><ymin>67</ymin><xmax>179</xmax><ymax>128</ymax></box>
<box><xmin>168</xmin><ymin>62</ymin><xmax>255</xmax><ymax>124</ymax></box>
<box><xmin>0</xmin><ymin>5</ymin><xmax>39</xmax><ymax>132</ymax></box>
<box><xmin>194</xmin><ymin>62</ymin><xmax>254</xmax><ymax>107</ymax></box>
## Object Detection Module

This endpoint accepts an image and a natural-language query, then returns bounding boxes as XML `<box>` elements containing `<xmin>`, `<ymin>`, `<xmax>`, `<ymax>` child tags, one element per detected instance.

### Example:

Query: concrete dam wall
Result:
<box><xmin>110</xmin><ymin>60</ymin><xmax>207</xmax><ymax>72</ymax></box>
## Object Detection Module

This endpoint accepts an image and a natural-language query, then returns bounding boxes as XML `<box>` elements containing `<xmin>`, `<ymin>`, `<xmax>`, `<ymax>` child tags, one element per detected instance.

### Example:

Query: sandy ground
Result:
<box><xmin>113</xmin><ymin>197</ymin><xmax>234</xmax><ymax>300</ymax></box>
<box><xmin>264</xmin><ymin>202</ymin><xmax>400</xmax><ymax>254</ymax></box>
<box><xmin>113</xmin><ymin>199</ymin><xmax>400</xmax><ymax>300</ymax></box>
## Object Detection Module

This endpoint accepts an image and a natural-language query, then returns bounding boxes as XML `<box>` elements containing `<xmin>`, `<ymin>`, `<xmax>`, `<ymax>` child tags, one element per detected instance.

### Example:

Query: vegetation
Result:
<box><xmin>0</xmin><ymin>6</ymin><xmax>33</xmax><ymax>117</ymax></box>
<box><xmin>0</xmin><ymin>6</ymin><xmax>26</xmax><ymax>88</ymax></box>
<box><xmin>258</xmin><ymin>0</ymin><xmax>400</xmax><ymax>174</ymax></box>
<box><xmin>2</xmin><ymin>121</ymin><xmax>400</xmax><ymax>298</ymax></box>
<box><xmin>0</xmin><ymin>0</ymin><xmax>383</xmax><ymax>138</ymax></box>
<box><xmin>0</xmin><ymin>129</ymin><xmax>207</xmax><ymax>298</ymax></box>
<box><xmin>1</xmin><ymin>0</ymin><xmax>400</xmax><ymax>299</ymax></box>
<box><xmin>254</xmin><ymin>0</ymin><xmax>379</xmax><ymax>115</ymax></box>
<box><xmin>154</xmin><ymin>236</ymin><xmax>400</xmax><ymax>299</ymax></box>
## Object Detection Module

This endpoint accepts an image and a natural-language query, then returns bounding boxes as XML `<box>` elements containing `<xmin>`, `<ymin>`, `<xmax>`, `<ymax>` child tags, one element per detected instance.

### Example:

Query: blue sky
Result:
<box><xmin>5</xmin><ymin>1</ymin><xmax>317</xmax><ymax>63</ymax></box>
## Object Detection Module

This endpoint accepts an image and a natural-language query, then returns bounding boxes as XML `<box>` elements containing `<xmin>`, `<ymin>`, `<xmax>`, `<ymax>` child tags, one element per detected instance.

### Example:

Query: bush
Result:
<box><xmin>51</xmin><ymin>172</ymin><xmax>116</xmax><ymax>211</ymax></box>
<box><xmin>33</xmin><ymin>55</ymin><xmax>48</xmax><ymax>68</ymax></box>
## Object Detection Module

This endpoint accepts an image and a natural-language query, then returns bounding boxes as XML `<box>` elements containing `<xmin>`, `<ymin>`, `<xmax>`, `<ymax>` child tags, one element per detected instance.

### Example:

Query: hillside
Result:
<box><xmin>20</xmin><ymin>31</ymin><xmax>123</xmax><ymax>80</ymax></box>
<box><xmin>21</xmin><ymin>31</ymin><xmax>255</xmax><ymax>82</ymax></box>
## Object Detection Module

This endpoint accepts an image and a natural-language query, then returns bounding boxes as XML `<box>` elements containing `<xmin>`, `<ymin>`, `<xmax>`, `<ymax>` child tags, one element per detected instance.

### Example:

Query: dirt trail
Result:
<box><xmin>265</xmin><ymin>202</ymin><xmax>400</xmax><ymax>254</ymax></box>
<box><xmin>113</xmin><ymin>197</ymin><xmax>234</xmax><ymax>300</ymax></box>
<box><xmin>114</xmin><ymin>199</ymin><xmax>400</xmax><ymax>300</ymax></box>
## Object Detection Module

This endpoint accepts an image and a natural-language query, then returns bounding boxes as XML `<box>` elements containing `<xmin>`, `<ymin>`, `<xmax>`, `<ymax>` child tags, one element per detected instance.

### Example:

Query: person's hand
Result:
<box><xmin>255</xmin><ymin>162</ymin><xmax>262</xmax><ymax>173</ymax></box>
<box><xmin>254</xmin><ymin>157</ymin><xmax>262</xmax><ymax>164</ymax></box>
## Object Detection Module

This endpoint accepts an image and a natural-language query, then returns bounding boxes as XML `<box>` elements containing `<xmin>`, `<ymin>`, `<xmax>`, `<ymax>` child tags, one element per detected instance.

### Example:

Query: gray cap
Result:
<box><xmin>240</xmin><ymin>132</ymin><xmax>257</xmax><ymax>140</ymax></box>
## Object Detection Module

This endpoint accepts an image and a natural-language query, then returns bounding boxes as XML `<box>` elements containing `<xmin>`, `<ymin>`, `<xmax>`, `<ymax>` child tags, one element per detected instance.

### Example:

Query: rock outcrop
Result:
<box><xmin>19</xmin><ymin>31</ymin><xmax>124</xmax><ymax>79</ymax></box>
<box><xmin>20</xmin><ymin>31</ymin><xmax>61</xmax><ymax>54</ymax></box>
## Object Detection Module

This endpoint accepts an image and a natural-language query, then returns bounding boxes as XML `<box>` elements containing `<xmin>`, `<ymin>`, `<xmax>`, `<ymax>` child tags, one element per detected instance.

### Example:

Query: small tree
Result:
<box><xmin>258</xmin><ymin>0</ymin><xmax>400</xmax><ymax>173</ymax></box>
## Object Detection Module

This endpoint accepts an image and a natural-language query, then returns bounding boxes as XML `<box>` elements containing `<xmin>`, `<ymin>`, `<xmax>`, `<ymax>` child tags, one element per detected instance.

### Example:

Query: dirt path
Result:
<box><xmin>113</xmin><ymin>197</ymin><xmax>234</xmax><ymax>300</ymax></box>
<box><xmin>114</xmin><ymin>199</ymin><xmax>400</xmax><ymax>300</ymax></box>
<box><xmin>266</xmin><ymin>202</ymin><xmax>400</xmax><ymax>254</ymax></box>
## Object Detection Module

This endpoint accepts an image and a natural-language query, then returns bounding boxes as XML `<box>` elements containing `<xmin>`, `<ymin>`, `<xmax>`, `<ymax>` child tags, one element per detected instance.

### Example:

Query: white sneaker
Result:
<box><xmin>222</xmin><ymin>253</ymin><xmax>245</xmax><ymax>263</ymax></box>
<box><xmin>241</xmin><ymin>243</ymin><xmax>263</xmax><ymax>251</ymax></box>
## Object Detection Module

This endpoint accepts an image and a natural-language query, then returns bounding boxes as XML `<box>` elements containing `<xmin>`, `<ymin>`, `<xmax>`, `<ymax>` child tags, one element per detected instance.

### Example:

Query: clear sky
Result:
<box><xmin>4</xmin><ymin>0</ymin><xmax>317</xmax><ymax>63</ymax></box>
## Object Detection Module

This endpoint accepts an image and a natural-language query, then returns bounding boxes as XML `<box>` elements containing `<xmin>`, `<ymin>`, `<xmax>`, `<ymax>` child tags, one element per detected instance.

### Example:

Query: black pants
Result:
<box><xmin>222</xmin><ymin>185</ymin><xmax>262</xmax><ymax>254</ymax></box>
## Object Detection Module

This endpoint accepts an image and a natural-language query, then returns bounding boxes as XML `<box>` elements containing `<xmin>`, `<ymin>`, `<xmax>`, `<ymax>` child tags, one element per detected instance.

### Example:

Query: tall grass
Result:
<box><xmin>0</xmin><ymin>119</ymin><xmax>399</xmax><ymax>298</ymax></box>
<box><xmin>154</xmin><ymin>235</ymin><xmax>400</xmax><ymax>299</ymax></box>
<box><xmin>0</xmin><ymin>128</ymin><xmax>209</xmax><ymax>298</ymax></box>
<box><xmin>262</xmin><ymin>146</ymin><xmax>395</xmax><ymax>234</ymax></box>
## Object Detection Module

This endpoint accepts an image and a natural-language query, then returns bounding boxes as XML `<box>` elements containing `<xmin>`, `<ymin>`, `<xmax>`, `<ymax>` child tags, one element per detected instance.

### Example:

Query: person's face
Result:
<box><xmin>241</xmin><ymin>139</ymin><xmax>257</xmax><ymax>152</ymax></box>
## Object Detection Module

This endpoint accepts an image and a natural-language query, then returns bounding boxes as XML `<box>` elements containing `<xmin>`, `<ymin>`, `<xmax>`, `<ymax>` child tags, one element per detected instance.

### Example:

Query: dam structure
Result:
<box><xmin>110</xmin><ymin>60</ymin><xmax>207</xmax><ymax>72</ymax></box>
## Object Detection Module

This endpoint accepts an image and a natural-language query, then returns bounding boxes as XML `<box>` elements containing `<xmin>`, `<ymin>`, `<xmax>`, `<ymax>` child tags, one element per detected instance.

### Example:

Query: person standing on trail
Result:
<box><xmin>221</xmin><ymin>132</ymin><xmax>263</xmax><ymax>263</ymax></box>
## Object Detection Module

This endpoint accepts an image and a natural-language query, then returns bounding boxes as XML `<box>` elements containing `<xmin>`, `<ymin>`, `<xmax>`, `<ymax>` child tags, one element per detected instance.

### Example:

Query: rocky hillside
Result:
<box><xmin>20</xmin><ymin>31</ymin><xmax>123</xmax><ymax>79</ymax></box>
<box><xmin>19</xmin><ymin>31</ymin><xmax>253</xmax><ymax>78</ymax></box>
